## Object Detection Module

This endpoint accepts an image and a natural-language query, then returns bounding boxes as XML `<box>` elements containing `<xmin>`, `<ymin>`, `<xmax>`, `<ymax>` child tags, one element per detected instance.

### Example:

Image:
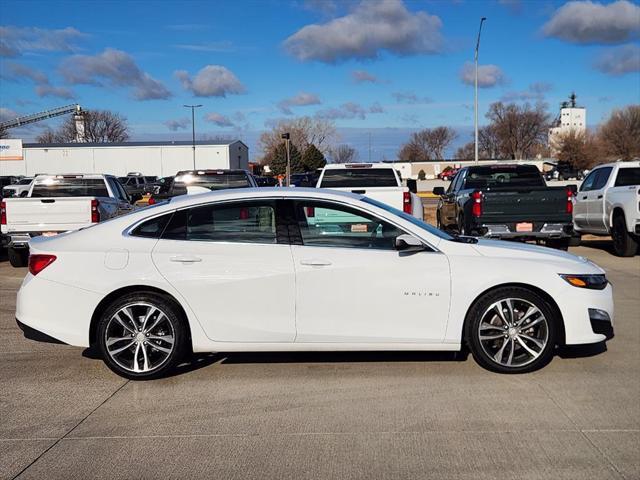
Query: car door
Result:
<box><xmin>151</xmin><ymin>199</ymin><xmax>296</xmax><ymax>342</ymax></box>
<box><xmin>289</xmin><ymin>199</ymin><xmax>451</xmax><ymax>343</ymax></box>
<box><xmin>440</xmin><ymin>171</ymin><xmax>463</xmax><ymax>227</ymax></box>
<box><xmin>107</xmin><ymin>177</ymin><xmax>134</xmax><ymax>217</ymax></box>
<box><xmin>586</xmin><ymin>167</ymin><xmax>613</xmax><ymax>233</ymax></box>
<box><xmin>574</xmin><ymin>170</ymin><xmax>597</xmax><ymax>230</ymax></box>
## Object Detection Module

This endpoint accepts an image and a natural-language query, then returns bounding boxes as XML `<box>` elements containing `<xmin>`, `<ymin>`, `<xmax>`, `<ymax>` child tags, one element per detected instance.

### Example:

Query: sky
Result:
<box><xmin>1</xmin><ymin>0</ymin><xmax>639</xmax><ymax>161</ymax></box>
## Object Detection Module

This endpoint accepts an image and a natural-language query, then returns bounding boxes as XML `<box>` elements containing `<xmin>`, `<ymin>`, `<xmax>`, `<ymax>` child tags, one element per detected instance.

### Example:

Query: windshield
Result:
<box><xmin>173</xmin><ymin>172</ymin><xmax>251</xmax><ymax>191</ymax></box>
<box><xmin>18</xmin><ymin>178</ymin><xmax>33</xmax><ymax>185</ymax></box>
<box><xmin>464</xmin><ymin>165</ymin><xmax>544</xmax><ymax>189</ymax></box>
<box><xmin>615</xmin><ymin>167</ymin><xmax>640</xmax><ymax>187</ymax></box>
<box><xmin>31</xmin><ymin>178</ymin><xmax>109</xmax><ymax>197</ymax></box>
<box><xmin>320</xmin><ymin>168</ymin><xmax>398</xmax><ymax>188</ymax></box>
<box><xmin>361</xmin><ymin>197</ymin><xmax>454</xmax><ymax>241</ymax></box>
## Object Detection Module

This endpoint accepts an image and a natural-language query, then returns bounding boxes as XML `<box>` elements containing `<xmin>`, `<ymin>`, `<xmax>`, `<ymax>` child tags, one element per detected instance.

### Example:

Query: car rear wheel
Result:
<box><xmin>611</xmin><ymin>214</ymin><xmax>638</xmax><ymax>257</ymax></box>
<box><xmin>97</xmin><ymin>292</ymin><xmax>187</xmax><ymax>380</ymax></box>
<box><xmin>466</xmin><ymin>287</ymin><xmax>558</xmax><ymax>373</ymax></box>
<box><xmin>8</xmin><ymin>247</ymin><xmax>29</xmax><ymax>268</ymax></box>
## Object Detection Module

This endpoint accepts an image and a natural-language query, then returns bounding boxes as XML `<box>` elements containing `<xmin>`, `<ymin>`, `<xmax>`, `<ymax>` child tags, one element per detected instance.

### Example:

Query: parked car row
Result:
<box><xmin>432</xmin><ymin>160</ymin><xmax>640</xmax><ymax>256</ymax></box>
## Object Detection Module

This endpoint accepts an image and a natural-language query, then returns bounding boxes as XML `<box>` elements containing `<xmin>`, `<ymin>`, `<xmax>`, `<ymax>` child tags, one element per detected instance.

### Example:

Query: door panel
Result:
<box><xmin>574</xmin><ymin>171</ymin><xmax>596</xmax><ymax>230</ymax></box>
<box><xmin>151</xmin><ymin>200</ymin><xmax>296</xmax><ymax>342</ymax></box>
<box><xmin>586</xmin><ymin>167</ymin><xmax>612</xmax><ymax>232</ymax></box>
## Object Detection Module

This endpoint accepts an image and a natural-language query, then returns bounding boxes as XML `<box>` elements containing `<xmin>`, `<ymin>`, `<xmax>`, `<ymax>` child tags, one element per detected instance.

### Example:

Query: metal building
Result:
<box><xmin>0</xmin><ymin>139</ymin><xmax>249</xmax><ymax>177</ymax></box>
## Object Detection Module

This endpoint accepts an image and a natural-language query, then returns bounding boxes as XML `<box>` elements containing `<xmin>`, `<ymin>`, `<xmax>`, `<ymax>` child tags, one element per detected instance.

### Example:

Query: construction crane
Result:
<box><xmin>0</xmin><ymin>104</ymin><xmax>86</xmax><ymax>142</ymax></box>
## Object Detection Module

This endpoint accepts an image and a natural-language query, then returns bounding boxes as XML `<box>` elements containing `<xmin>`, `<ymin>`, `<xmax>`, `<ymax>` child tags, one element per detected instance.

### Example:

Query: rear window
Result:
<box><xmin>173</xmin><ymin>172</ymin><xmax>251</xmax><ymax>192</ymax></box>
<box><xmin>319</xmin><ymin>168</ymin><xmax>398</xmax><ymax>188</ymax></box>
<box><xmin>614</xmin><ymin>167</ymin><xmax>640</xmax><ymax>187</ymax></box>
<box><xmin>31</xmin><ymin>178</ymin><xmax>109</xmax><ymax>197</ymax></box>
<box><xmin>463</xmin><ymin>166</ymin><xmax>544</xmax><ymax>189</ymax></box>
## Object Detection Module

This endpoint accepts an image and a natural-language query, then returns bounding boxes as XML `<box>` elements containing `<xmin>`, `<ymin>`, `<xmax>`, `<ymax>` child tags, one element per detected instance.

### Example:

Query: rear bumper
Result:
<box><xmin>477</xmin><ymin>222</ymin><xmax>573</xmax><ymax>239</ymax></box>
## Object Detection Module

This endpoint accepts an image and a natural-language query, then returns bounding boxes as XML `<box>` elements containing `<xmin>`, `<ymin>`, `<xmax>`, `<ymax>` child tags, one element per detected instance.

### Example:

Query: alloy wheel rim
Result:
<box><xmin>104</xmin><ymin>302</ymin><xmax>175</xmax><ymax>373</ymax></box>
<box><xmin>478</xmin><ymin>298</ymin><xmax>549</xmax><ymax>368</ymax></box>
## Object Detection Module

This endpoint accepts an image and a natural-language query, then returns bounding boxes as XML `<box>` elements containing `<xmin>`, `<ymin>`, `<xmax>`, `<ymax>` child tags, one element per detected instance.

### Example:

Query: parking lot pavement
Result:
<box><xmin>0</xmin><ymin>244</ymin><xmax>638</xmax><ymax>480</ymax></box>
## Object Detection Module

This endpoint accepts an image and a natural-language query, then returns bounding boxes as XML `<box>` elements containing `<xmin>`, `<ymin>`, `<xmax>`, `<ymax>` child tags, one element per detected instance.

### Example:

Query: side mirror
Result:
<box><xmin>395</xmin><ymin>234</ymin><xmax>425</xmax><ymax>253</ymax></box>
<box><xmin>432</xmin><ymin>187</ymin><xmax>445</xmax><ymax>196</ymax></box>
<box><xmin>406</xmin><ymin>178</ymin><xmax>417</xmax><ymax>194</ymax></box>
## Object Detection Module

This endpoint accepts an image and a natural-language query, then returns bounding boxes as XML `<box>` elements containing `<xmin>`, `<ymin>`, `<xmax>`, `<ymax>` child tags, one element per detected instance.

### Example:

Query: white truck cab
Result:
<box><xmin>316</xmin><ymin>163</ymin><xmax>423</xmax><ymax>219</ymax></box>
<box><xmin>573</xmin><ymin>160</ymin><xmax>640</xmax><ymax>256</ymax></box>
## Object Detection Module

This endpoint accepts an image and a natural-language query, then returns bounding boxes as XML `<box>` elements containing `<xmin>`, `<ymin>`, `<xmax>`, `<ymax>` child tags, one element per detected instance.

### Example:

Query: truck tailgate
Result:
<box><xmin>321</xmin><ymin>187</ymin><xmax>406</xmax><ymax>210</ymax></box>
<box><xmin>481</xmin><ymin>188</ymin><xmax>570</xmax><ymax>223</ymax></box>
<box><xmin>4</xmin><ymin>197</ymin><xmax>93</xmax><ymax>233</ymax></box>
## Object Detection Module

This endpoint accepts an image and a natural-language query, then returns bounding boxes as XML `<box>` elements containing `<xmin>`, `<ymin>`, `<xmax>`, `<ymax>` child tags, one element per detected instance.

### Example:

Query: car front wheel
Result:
<box><xmin>466</xmin><ymin>287</ymin><xmax>558</xmax><ymax>373</ymax></box>
<box><xmin>97</xmin><ymin>292</ymin><xmax>187</xmax><ymax>380</ymax></box>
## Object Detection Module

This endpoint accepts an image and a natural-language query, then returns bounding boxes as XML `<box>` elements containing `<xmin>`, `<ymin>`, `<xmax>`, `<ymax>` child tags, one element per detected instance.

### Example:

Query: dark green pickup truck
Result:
<box><xmin>434</xmin><ymin>164</ymin><xmax>576</xmax><ymax>249</ymax></box>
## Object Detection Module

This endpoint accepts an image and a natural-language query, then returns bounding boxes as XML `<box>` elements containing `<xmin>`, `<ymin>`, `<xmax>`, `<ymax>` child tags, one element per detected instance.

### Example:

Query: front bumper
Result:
<box><xmin>560</xmin><ymin>283</ymin><xmax>614</xmax><ymax>345</ymax></box>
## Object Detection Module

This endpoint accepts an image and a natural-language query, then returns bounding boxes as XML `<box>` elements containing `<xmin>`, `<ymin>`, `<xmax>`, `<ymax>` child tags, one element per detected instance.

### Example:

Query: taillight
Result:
<box><xmin>0</xmin><ymin>201</ymin><xmax>6</xmax><ymax>225</ymax></box>
<box><xmin>306</xmin><ymin>206</ymin><xmax>315</xmax><ymax>217</ymax></box>
<box><xmin>471</xmin><ymin>190</ymin><xmax>482</xmax><ymax>217</ymax></box>
<box><xmin>29</xmin><ymin>254</ymin><xmax>57</xmax><ymax>276</ymax></box>
<box><xmin>403</xmin><ymin>191</ymin><xmax>412</xmax><ymax>214</ymax></box>
<box><xmin>148</xmin><ymin>196</ymin><xmax>156</xmax><ymax>205</ymax></box>
<box><xmin>91</xmin><ymin>199</ymin><xmax>100</xmax><ymax>223</ymax></box>
<box><xmin>566</xmin><ymin>187</ymin><xmax>573</xmax><ymax>214</ymax></box>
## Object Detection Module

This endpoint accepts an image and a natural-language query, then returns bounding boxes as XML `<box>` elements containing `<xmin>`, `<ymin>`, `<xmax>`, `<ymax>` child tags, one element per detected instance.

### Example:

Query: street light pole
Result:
<box><xmin>184</xmin><ymin>104</ymin><xmax>202</xmax><ymax>169</ymax></box>
<box><xmin>281</xmin><ymin>132</ymin><xmax>291</xmax><ymax>186</ymax></box>
<box><xmin>475</xmin><ymin>17</ymin><xmax>486</xmax><ymax>164</ymax></box>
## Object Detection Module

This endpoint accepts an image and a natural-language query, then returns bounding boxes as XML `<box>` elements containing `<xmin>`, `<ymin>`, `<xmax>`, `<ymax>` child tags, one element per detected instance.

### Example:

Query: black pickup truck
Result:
<box><xmin>433</xmin><ymin>164</ymin><xmax>577</xmax><ymax>249</ymax></box>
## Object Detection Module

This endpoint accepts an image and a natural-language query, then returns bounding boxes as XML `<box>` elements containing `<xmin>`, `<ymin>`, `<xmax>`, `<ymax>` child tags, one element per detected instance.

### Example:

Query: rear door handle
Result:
<box><xmin>597</xmin><ymin>195</ymin><xmax>603</xmax><ymax>199</ymax></box>
<box><xmin>300</xmin><ymin>259</ymin><xmax>332</xmax><ymax>267</ymax></box>
<box><xmin>582</xmin><ymin>196</ymin><xmax>587</xmax><ymax>200</ymax></box>
<box><xmin>170</xmin><ymin>255</ymin><xmax>202</xmax><ymax>263</ymax></box>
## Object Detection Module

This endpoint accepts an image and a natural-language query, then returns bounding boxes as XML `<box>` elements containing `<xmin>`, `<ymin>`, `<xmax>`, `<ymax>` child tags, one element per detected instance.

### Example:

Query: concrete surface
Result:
<box><xmin>0</xmin><ymin>240</ymin><xmax>638</xmax><ymax>480</ymax></box>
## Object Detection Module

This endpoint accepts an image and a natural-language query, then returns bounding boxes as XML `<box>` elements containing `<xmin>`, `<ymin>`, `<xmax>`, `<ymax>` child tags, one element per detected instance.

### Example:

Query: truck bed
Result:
<box><xmin>2</xmin><ymin>197</ymin><xmax>96</xmax><ymax>234</ymax></box>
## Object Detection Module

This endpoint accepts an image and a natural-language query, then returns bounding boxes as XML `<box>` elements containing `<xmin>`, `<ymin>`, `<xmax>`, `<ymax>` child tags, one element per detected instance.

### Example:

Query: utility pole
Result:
<box><xmin>475</xmin><ymin>17</ymin><xmax>486</xmax><ymax>164</ymax></box>
<box><xmin>368</xmin><ymin>132</ymin><xmax>372</xmax><ymax>162</ymax></box>
<box><xmin>184</xmin><ymin>104</ymin><xmax>202</xmax><ymax>169</ymax></box>
<box><xmin>281</xmin><ymin>132</ymin><xmax>291</xmax><ymax>186</ymax></box>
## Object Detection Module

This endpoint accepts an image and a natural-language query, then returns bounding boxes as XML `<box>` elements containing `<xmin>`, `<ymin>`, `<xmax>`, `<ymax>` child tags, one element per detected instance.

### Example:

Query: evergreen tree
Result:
<box><xmin>268</xmin><ymin>142</ymin><xmax>303</xmax><ymax>175</ymax></box>
<box><xmin>301</xmin><ymin>143</ymin><xmax>326</xmax><ymax>171</ymax></box>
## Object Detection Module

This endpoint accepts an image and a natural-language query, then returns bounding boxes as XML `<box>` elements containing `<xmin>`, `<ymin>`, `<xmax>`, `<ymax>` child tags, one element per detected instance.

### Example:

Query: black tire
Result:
<box><xmin>96</xmin><ymin>292</ymin><xmax>188</xmax><ymax>380</ymax></box>
<box><xmin>8</xmin><ymin>247</ymin><xmax>29</xmax><ymax>268</ymax></box>
<box><xmin>546</xmin><ymin>238</ymin><xmax>570</xmax><ymax>250</ymax></box>
<box><xmin>611</xmin><ymin>213</ymin><xmax>638</xmax><ymax>257</ymax></box>
<box><xmin>465</xmin><ymin>286</ymin><xmax>558</xmax><ymax>374</ymax></box>
<box><xmin>568</xmin><ymin>234</ymin><xmax>581</xmax><ymax>247</ymax></box>
<box><xmin>457</xmin><ymin>213</ymin><xmax>470</xmax><ymax>236</ymax></box>
<box><xmin>436</xmin><ymin>212</ymin><xmax>444</xmax><ymax>231</ymax></box>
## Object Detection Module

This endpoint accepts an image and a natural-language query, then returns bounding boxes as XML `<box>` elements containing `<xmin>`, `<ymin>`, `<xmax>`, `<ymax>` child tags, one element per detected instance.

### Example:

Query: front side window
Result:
<box><xmin>580</xmin><ymin>171</ymin><xmax>598</xmax><ymax>192</ymax></box>
<box><xmin>592</xmin><ymin>167</ymin><xmax>613</xmax><ymax>190</ymax></box>
<box><xmin>162</xmin><ymin>201</ymin><xmax>277</xmax><ymax>244</ymax></box>
<box><xmin>294</xmin><ymin>200</ymin><xmax>403</xmax><ymax>250</ymax></box>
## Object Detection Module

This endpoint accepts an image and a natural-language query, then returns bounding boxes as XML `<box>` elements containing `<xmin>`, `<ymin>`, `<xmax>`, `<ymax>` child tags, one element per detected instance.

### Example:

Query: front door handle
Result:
<box><xmin>597</xmin><ymin>195</ymin><xmax>603</xmax><ymax>199</ymax></box>
<box><xmin>170</xmin><ymin>255</ymin><xmax>202</xmax><ymax>263</ymax></box>
<box><xmin>300</xmin><ymin>259</ymin><xmax>332</xmax><ymax>267</ymax></box>
<box><xmin>582</xmin><ymin>196</ymin><xmax>587</xmax><ymax>200</ymax></box>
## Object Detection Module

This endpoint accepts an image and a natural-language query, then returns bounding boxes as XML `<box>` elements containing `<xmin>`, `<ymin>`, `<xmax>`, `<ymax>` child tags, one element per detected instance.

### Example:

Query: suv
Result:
<box><xmin>149</xmin><ymin>169</ymin><xmax>258</xmax><ymax>203</ymax></box>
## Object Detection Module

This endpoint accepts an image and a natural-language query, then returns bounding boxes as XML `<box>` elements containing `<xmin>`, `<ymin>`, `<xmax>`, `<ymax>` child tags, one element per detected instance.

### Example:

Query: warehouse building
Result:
<box><xmin>0</xmin><ymin>139</ymin><xmax>249</xmax><ymax>177</ymax></box>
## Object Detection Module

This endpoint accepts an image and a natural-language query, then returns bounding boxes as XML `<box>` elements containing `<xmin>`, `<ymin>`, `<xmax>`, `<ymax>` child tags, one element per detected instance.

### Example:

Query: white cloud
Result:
<box><xmin>315</xmin><ymin>101</ymin><xmax>383</xmax><ymax>120</ymax></box>
<box><xmin>0</xmin><ymin>26</ymin><xmax>86</xmax><ymax>57</ymax></box>
<box><xmin>391</xmin><ymin>91</ymin><xmax>432</xmax><ymax>104</ymax></box>
<box><xmin>594</xmin><ymin>44</ymin><xmax>640</xmax><ymax>75</ymax></box>
<box><xmin>60</xmin><ymin>48</ymin><xmax>171</xmax><ymax>100</ymax></box>
<box><xmin>35</xmin><ymin>84</ymin><xmax>74</xmax><ymax>100</ymax></box>
<box><xmin>351</xmin><ymin>69</ymin><xmax>382</xmax><ymax>84</ymax></box>
<box><xmin>164</xmin><ymin>118</ymin><xmax>191</xmax><ymax>131</ymax></box>
<box><xmin>1</xmin><ymin>61</ymin><xmax>75</xmax><ymax>99</ymax></box>
<box><xmin>284</xmin><ymin>0</ymin><xmax>444</xmax><ymax>63</ymax></box>
<box><xmin>175</xmin><ymin>65</ymin><xmax>245</xmax><ymax>97</ymax></box>
<box><xmin>173</xmin><ymin>41</ymin><xmax>235</xmax><ymax>53</ymax></box>
<box><xmin>204</xmin><ymin>112</ymin><xmax>234</xmax><ymax>127</ymax></box>
<box><xmin>542</xmin><ymin>0</ymin><xmax>640</xmax><ymax>44</ymax></box>
<box><xmin>459</xmin><ymin>62</ymin><xmax>506</xmax><ymax>88</ymax></box>
<box><xmin>501</xmin><ymin>82</ymin><xmax>553</xmax><ymax>102</ymax></box>
<box><xmin>277</xmin><ymin>92</ymin><xmax>322</xmax><ymax>114</ymax></box>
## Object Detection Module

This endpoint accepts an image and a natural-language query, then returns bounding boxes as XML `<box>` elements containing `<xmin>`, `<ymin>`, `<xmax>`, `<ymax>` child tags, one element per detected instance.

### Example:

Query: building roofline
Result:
<box><xmin>23</xmin><ymin>140</ymin><xmax>247</xmax><ymax>149</ymax></box>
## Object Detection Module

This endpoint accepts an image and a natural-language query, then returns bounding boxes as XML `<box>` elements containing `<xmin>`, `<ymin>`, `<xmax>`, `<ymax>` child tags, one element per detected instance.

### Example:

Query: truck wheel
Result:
<box><xmin>8</xmin><ymin>247</ymin><xmax>29</xmax><ymax>268</ymax></box>
<box><xmin>611</xmin><ymin>214</ymin><xmax>638</xmax><ymax>257</ymax></box>
<box><xmin>568</xmin><ymin>234</ymin><xmax>581</xmax><ymax>247</ymax></box>
<box><xmin>546</xmin><ymin>238</ymin><xmax>569</xmax><ymax>251</ymax></box>
<box><xmin>436</xmin><ymin>212</ymin><xmax>444</xmax><ymax>231</ymax></box>
<box><xmin>457</xmin><ymin>214</ymin><xmax>465</xmax><ymax>235</ymax></box>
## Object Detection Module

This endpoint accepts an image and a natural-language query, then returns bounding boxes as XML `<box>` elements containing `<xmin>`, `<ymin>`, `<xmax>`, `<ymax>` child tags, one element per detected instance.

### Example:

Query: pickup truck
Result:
<box><xmin>573</xmin><ymin>160</ymin><xmax>640</xmax><ymax>257</ymax></box>
<box><xmin>148</xmin><ymin>169</ymin><xmax>258</xmax><ymax>204</ymax></box>
<box><xmin>434</xmin><ymin>164</ymin><xmax>576</xmax><ymax>249</ymax></box>
<box><xmin>2</xmin><ymin>177</ymin><xmax>34</xmax><ymax>198</ymax></box>
<box><xmin>0</xmin><ymin>174</ymin><xmax>138</xmax><ymax>267</ymax></box>
<box><xmin>316</xmin><ymin>163</ymin><xmax>423</xmax><ymax>219</ymax></box>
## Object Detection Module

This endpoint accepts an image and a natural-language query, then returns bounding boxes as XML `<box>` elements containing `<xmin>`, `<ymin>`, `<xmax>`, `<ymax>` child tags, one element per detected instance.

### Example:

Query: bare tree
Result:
<box><xmin>330</xmin><ymin>144</ymin><xmax>358</xmax><ymax>163</ymax></box>
<box><xmin>37</xmin><ymin>110</ymin><xmax>129</xmax><ymax>143</ymax></box>
<box><xmin>397</xmin><ymin>127</ymin><xmax>457</xmax><ymax>161</ymax></box>
<box><xmin>258</xmin><ymin>116</ymin><xmax>337</xmax><ymax>163</ymax></box>
<box><xmin>555</xmin><ymin>131</ymin><xmax>601</xmax><ymax>170</ymax></box>
<box><xmin>485</xmin><ymin>102</ymin><xmax>550</xmax><ymax>159</ymax></box>
<box><xmin>598</xmin><ymin>105</ymin><xmax>640</xmax><ymax>161</ymax></box>
<box><xmin>454</xmin><ymin>142</ymin><xmax>475</xmax><ymax>160</ymax></box>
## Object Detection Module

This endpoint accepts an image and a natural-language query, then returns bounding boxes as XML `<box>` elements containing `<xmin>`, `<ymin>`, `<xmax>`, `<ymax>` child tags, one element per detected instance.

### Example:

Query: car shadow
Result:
<box><xmin>576</xmin><ymin>238</ymin><xmax>618</xmax><ymax>255</ymax></box>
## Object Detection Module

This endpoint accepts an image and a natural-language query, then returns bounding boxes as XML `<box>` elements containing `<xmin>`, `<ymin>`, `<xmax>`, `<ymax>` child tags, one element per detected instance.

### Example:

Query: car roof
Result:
<box><xmin>322</xmin><ymin>163</ymin><xmax>395</xmax><ymax>170</ymax></box>
<box><xmin>591</xmin><ymin>160</ymin><xmax>640</xmax><ymax>169</ymax></box>
<box><xmin>34</xmin><ymin>173</ymin><xmax>110</xmax><ymax>180</ymax></box>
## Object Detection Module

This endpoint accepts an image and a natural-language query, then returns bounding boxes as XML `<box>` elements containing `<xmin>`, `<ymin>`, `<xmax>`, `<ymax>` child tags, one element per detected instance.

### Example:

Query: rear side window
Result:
<box><xmin>31</xmin><ymin>178</ymin><xmax>109</xmax><ymax>197</ymax></box>
<box><xmin>319</xmin><ymin>168</ymin><xmax>398</xmax><ymax>188</ymax></box>
<box><xmin>161</xmin><ymin>201</ymin><xmax>277</xmax><ymax>244</ymax></box>
<box><xmin>131</xmin><ymin>213</ymin><xmax>173</xmax><ymax>238</ymax></box>
<box><xmin>614</xmin><ymin>167</ymin><xmax>640</xmax><ymax>187</ymax></box>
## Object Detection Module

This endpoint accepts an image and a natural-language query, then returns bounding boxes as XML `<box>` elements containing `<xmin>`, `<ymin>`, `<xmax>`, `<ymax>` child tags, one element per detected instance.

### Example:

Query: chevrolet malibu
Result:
<box><xmin>16</xmin><ymin>188</ymin><xmax>614</xmax><ymax>379</ymax></box>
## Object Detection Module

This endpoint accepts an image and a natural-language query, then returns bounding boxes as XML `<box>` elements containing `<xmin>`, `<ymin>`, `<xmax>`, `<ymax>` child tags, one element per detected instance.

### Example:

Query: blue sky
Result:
<box><xmin>1</xmin><ymin>0</ymin><xmax>639</xmax><ymax>160</ymax></box>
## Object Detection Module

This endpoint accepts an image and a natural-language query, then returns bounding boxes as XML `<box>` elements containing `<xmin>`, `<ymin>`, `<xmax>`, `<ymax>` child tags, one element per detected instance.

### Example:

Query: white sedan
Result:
<box><xmin>16</xmin><ymin>188</ymin><xmax>614</xmax><ymax>379</ymax></box>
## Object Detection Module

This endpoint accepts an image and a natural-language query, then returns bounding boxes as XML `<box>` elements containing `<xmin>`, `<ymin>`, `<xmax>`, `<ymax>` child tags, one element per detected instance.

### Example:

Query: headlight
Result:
<box><xmin>560</xmin><ymin>274</ymin><xmax>608</xmax><ymax>290</ymax></box>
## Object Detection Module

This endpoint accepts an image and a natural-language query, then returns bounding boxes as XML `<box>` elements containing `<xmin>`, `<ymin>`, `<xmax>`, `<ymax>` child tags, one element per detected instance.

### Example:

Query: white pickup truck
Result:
<box><xmin>573</xmin><ymin>160</ymin><xmax>640</xmax><ymax>256</ymax></box>
<box><xmin>316</xmin><ymin>163</ymin><xmax>423</xmax><ymax>219</ymax></box>
<box><xmin>1</xmin><ymin>174</ymin><xmax>137</xmax><ymax>267</ymax></box>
